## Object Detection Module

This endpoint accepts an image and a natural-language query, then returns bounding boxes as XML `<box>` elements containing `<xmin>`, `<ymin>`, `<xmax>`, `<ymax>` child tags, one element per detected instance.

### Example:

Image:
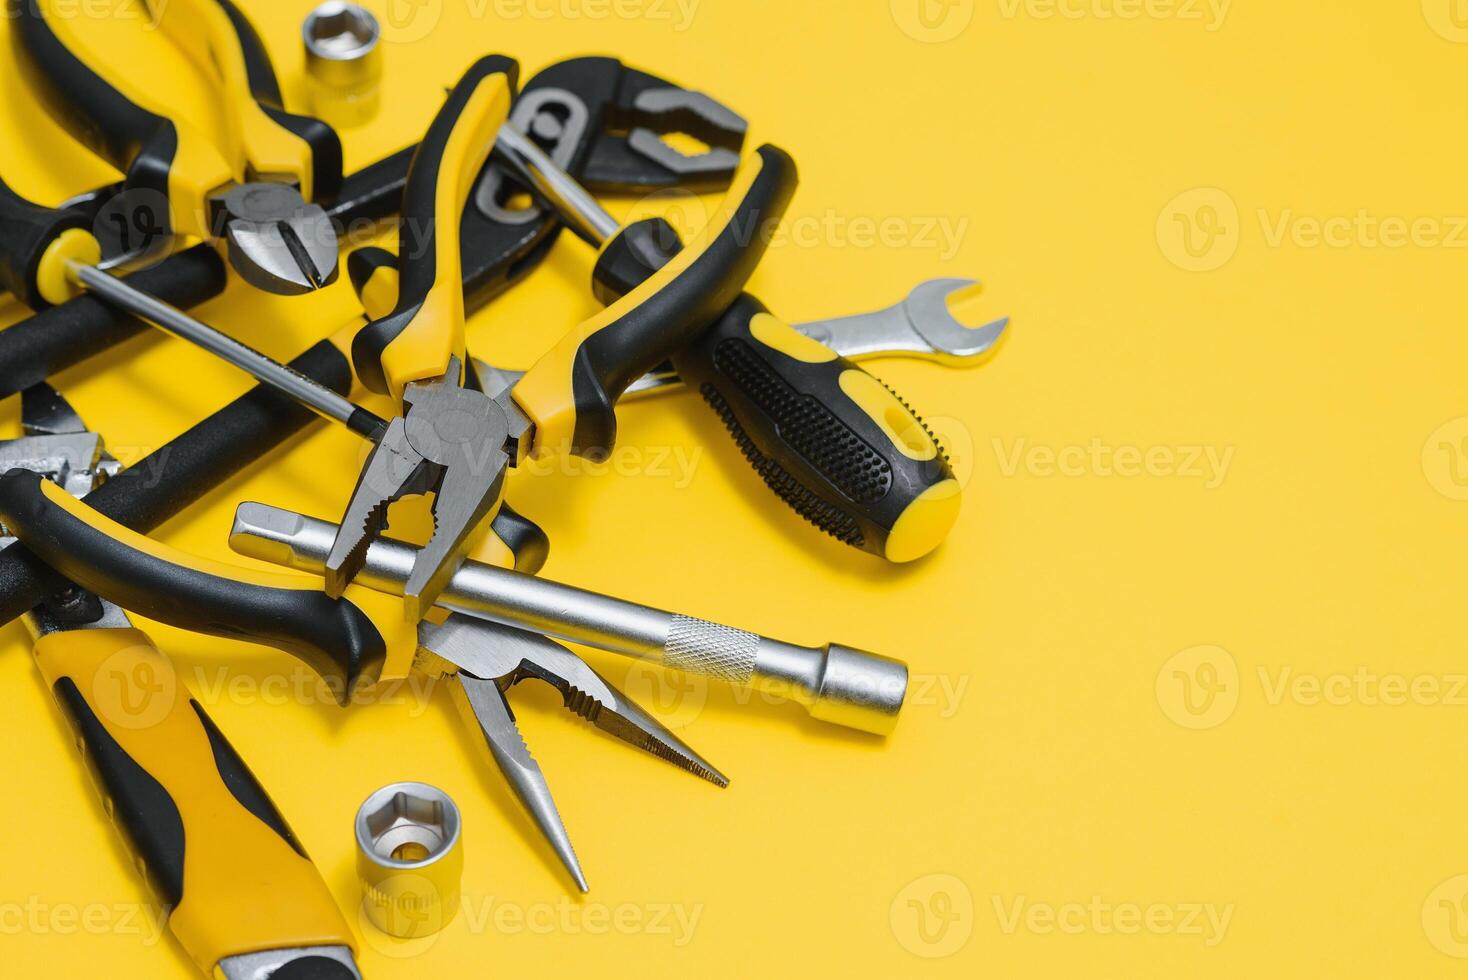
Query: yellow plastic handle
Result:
<box><xmin>28</xmin><ymin>0</ymin><xmax>233</xmax><ymax>241</ymax></box>
<box><xmin>32</xmin><ymin>626</ymin><xmax>354</xmax><ymax>973</ymax></box>
<box><xmin>352</xmin><ymin>58</ymin><xmax>515</xmax><ymax>398</ymax></box>
<box><xmin>149</xmin><ymin>0</ymin><xmax>320</xmax><ymax>197</ymax></box>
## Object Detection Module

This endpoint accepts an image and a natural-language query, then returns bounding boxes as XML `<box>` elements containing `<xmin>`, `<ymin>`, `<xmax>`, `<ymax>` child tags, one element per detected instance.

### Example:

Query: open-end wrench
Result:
<box><xmin>472</xmin><ymin>278</ymin><xmax>1010</xmax><ymax>401</ymax></box>
<box><xmin>629</xmin><ymin>278</ymin><xmax>1007</xmax><ymax>398</ymax></box>
<box><xmin>795</xmin><ymin>278</ymin><xmax>1008</xmax><ymax>366</ymax></box>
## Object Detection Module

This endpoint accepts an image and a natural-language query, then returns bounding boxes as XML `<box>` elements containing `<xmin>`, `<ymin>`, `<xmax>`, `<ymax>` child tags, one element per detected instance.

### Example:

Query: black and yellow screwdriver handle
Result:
<box><xmin>512</xmin><ymin>144</ymin><xmax>797</xmax><ymax>459</ymax></box>
<box><xmin>33</xmin><ymin>625</ymin><xmax>355</xmax><ymax>975</ymax></box>
<box><xmin>9</xmin><ymin>0</ymin><xmax>341</xmax><ymax>241</ymax></box>
<box><xmin>671</xmin><ymin>296</ymin><xmax>960</xmax><ymax>562</ymax></box>
<box><xmin>0</xmin><ymin>469</ymin><xmax>415</xmax><ymax>697</ymax></box>
<box><xmin>352</xmin><ymin>55</ymin><xmax>519</xmax><ymax>398</ymax></box>
<box><xmin>0</xmin><ymin>174</ymin><xmax>101</xmax><ymax>309</ymax></box>
<box><xmin>589</xmin><ymin>217</ymin><xmax>960</xmax><ymax>563</ymax></box>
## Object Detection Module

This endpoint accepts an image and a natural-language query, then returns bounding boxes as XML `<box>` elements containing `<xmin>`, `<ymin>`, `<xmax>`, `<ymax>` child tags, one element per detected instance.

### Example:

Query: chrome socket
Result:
<box><xmin>355</xmin><ymin>782</ymin><xmax>463</xmax><ymax>938</ymax></box>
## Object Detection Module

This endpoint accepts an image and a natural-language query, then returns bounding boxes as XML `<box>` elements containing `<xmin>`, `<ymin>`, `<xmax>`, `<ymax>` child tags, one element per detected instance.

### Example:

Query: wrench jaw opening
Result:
<box><xmin>904</xmin><ymin>279</ymin><xmax>1010</xmax><ymax>365</ymax></box>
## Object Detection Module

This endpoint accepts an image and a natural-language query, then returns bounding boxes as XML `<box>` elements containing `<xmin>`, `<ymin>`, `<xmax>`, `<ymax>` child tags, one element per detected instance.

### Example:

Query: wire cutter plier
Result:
<box><xmin>326</xmin><ymin>55</ymin><xmax>797</xmax><ymax>620</ymax></box>
<box><xmin>9</xmin><ymin>0</ymin><xmax>345</xmax><ymax>295</ymax></box>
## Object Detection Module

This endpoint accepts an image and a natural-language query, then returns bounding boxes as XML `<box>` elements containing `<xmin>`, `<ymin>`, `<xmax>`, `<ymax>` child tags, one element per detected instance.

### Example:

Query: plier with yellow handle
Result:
<box><xmin>0</xmin><ymin>462</ymin><xmax>727</xmax><ymax>893</ymax></box>
<box><xmin>9</xmin><ymin>0</ymin><xmax>344</xmax><ymax>296</ymax></box>
<box><xmin>0</xmin><ymin>385</ymin><xmax>361</xmax><ymax>979</ymax></box>
<box><xmin>329</xmin><ymin>55</ymin><xmax>797</xmax><ymax>620</ymax></box>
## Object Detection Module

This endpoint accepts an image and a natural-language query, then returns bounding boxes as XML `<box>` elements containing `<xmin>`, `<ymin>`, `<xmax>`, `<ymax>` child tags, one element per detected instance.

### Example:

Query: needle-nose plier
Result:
<box><xmin>0</xmin><ymin>461</ymin><xmax>727</xmax><ymax>893</ymax></box>
<box><xmin>9</xmin><ymin>0</ymin><xmax>345</xmax><ymax>295</ymax></box>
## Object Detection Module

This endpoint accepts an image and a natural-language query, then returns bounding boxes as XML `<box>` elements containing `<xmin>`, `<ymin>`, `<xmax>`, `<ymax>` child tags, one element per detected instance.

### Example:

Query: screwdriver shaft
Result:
<box><xmin>66</xmin><ymin>262</ymin><xmax>388</xmax><ymax>441</ymax></box>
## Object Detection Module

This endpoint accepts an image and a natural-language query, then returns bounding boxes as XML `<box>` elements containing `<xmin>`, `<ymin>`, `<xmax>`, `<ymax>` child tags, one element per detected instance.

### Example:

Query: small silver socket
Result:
<box><xmin>303</xmin><ymin>2</ymin><xmax>381</xmax><ymax>85</ymax></box>
<box><xmin>355</xmin><ymin>782</ymin><xmax>463</xmax><ymax>938</ymax></box>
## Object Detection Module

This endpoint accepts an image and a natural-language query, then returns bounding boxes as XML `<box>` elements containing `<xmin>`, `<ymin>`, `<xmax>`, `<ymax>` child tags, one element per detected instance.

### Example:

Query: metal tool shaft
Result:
<box><xmin>231</xmin><ymin>503</ymin><xmax>908</xmax><ymax>734</ymax></box>
<box><xmin>67</xmin><ymin>261</ymin><xmax>377</xmax><ymax>435</ymax></box>
<box><xmin>494</xmin><ymin>123</ymin><xmax>619</xmax><ymax>245</ymax></box>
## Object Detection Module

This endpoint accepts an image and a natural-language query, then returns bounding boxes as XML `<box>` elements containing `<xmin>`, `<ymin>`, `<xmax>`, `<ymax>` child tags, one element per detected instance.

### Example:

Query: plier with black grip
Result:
<box><xmin>0</xmin><ymin>385</ymin><xmax>363</xmax><ymax>979</ymax></box>
<box><xmin>328</xmin><ymin>55</ymin><xmax>796</xmax><ymax>620</ymax></box>
<box><xmin>9</xmin><ymin>0</ymin><xmax>344</xmax><ymax>295</ymax></box>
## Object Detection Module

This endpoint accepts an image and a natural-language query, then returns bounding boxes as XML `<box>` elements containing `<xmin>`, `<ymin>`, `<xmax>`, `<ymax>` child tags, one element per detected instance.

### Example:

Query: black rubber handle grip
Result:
<box><xmin>513</xmin><ymin>144</ymin><xmax>796</xmax><ymax>458</ymax></box>
<box><xmin>592</xmin><ymin>219</ymin><xmax>961</xmax><ymax>561</ymax></box>
<box><xmin>352</xmin><ymin>55</ymin><xmax>520</xmax><ymax>395</ymax></box>
<box><xmin>213</xmin><ymin>0</ymin><xmax>343</xmax><ymax>203</ymax></box>
<box><xmin>10</xmin><ymin>0</ymin><xmax>179</xmax><ymax>211</ymax></box>
<box><xmin>0</xmin><ymin>175</ymin><xmax>92</xmax><ymax>309</ymax></box>
<box><xmin>672</xmin><ymin>295</ymin><xmax>960</xmax><ymax>561</ymax></box>
<box><xmin>0</xmin><ymin>338</ymin><xmax>351</xmax><ymax>627</ymax></box>
<box><xmin>0</xmin><ymin>470</ymin><xmax>386</xmax><ymax>695</ymax></box>
<box><xmin>0</xmin><ymin>244</ymin><xmax>227</xmax><ymax>399</ymax></box>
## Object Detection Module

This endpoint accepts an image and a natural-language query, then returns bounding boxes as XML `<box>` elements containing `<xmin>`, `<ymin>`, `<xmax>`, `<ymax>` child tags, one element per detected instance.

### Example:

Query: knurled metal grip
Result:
<box><xmin>664</xmin><ymin>615</ymin><xmax>759</xmax><ymax>682</ymax></box>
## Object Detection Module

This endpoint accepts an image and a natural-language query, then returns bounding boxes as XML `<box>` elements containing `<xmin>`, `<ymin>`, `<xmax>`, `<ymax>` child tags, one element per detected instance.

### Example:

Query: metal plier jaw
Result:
<box><xmin>0</xmin><ymin>384</ymin><xmax>120</xmax><ymax>547</ymax></box>
<box><xmin>417</xmin><ymin>615</ymin><xmax>727</xmax><ymax>893</ymax></box>
<box><xmin>209</xmin><ymin>182</ymin><xmax>340</xmax><ymax>294</ymax></box>
<box><xmin>325</xmin><ymin>357</ymin><xmax>520</xmax><ymax>619</ymax></box>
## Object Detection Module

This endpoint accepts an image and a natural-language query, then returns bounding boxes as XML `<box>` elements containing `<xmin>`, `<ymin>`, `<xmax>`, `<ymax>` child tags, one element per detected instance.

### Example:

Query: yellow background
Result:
<box><xmin>1</xmin><ymin>0</ymin><xmax>1465</xmax><ymax>975</ymax></box>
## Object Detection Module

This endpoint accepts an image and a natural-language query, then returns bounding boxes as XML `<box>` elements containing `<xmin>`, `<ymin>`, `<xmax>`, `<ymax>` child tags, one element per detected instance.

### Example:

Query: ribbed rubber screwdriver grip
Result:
<box><xmin>587</xmin><ymin>188</ymin><xmax>960</xmax><ymax>563</ymax></box>
<box><xmin>673</xmin><ymin>294</ymin><xmax>961</xmax><ymax>563</ymax></box>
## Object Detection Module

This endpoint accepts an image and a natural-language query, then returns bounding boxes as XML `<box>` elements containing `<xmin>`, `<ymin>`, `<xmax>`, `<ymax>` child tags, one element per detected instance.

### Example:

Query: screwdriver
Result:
<box><xmin>63</xmin><ymin>260</ymin><xmax>546</xmax><ymax>572</ymax></box>
<box><xmin>378</xmin><ymin>124</ymin><xmax>965</xmax><ymax>563</ymax></box>
<box><xmin>0</xmin><ymin>176</ymin><xmax>382</xmax><ymax>438</ymax></box>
